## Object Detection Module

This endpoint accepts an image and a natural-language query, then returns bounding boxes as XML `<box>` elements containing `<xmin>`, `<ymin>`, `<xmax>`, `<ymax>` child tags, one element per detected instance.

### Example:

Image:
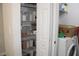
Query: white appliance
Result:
<box><xmin>58</xmin><ymin>36</ymin><xmax>77</xmax><ymax>56</ymax></box>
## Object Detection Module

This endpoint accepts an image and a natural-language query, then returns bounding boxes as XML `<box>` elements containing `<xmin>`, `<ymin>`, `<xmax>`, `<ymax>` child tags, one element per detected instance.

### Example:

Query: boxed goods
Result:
<box><xmin>22</xmin><ymin>41</ymin><xmax>30</xmax><ymax>49</ymax></box>
<box><xmin>22</xmin><ymin>41</ymin><xmax>27</xmax><ymax>49</ymax></box>
<box><xmin>21</xmin><ymin>32</ymin><xmax>27</xmax><ymax>38</ymax></box>
<box><xmin>59</xmin><ymin>25</ymin><xmax>76</xmax><ymax>37</ymax></box>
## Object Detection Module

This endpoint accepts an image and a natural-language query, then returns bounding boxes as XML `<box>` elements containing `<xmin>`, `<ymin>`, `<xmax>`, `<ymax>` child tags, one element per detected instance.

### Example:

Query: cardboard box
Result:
<box><xmin>21</xmin><ymin>32</ymin><xmax>27</xmax><ymax>38</ymax></box>
<box><xmin>59</xmin><ymin>25</ymin><xmax>76</xmax><ymax>37</ymax></box>
<box><xmin>22</xmin><ymin>41</ymin><xmax>27</xmax><ymax>49</ymax></box>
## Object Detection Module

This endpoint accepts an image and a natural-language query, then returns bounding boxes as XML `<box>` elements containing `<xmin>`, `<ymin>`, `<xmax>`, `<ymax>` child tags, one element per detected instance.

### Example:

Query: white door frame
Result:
<box><xmin>50</xmin><ymin>3</ymin><xmax>59</xmax><ymax>56</ymax></box>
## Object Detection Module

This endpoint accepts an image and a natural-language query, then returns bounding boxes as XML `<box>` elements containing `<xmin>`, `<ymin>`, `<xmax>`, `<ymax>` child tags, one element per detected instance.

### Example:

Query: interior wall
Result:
<box><xmin>59</xmin><ymin>3</ymin><xmax>79</xmax><ymax>26</ymax></box>
<box><xmin>0</xmin><ymin>4</ymin><xmax>5</xmax><ymax>55</ymax></box>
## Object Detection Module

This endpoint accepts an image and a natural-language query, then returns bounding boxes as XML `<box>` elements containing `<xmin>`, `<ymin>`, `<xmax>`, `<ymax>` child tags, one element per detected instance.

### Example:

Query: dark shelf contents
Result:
<box><xmin>21</xmin><ymin>3</ymin><xmax>36</xmax><ymax>56</ymax></box>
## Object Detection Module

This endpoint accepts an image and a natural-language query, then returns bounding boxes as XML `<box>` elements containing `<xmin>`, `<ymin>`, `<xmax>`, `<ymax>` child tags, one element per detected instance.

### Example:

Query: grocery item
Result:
<box><xmin>21</xmin><ymin>32</ymin><xmax>27</xmax><ymax>38</ymax></box>
<box><xmin>22</xmin><ymin>41</ymin><xmax>27</xmax><ymax>49</ymax></box>
<box><xmin>59</xmin><ymin>25</ymin><xmax>76</xmax><ymax>37</ymax></box>
<box><xmin>58</xmin><ymin>32</ymin><xmax>64</xmax><ymax>38</ymax></box>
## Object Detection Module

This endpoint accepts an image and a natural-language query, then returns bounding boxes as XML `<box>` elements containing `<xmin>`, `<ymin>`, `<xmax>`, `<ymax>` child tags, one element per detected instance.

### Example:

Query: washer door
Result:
<box><xmin>67</xmin><ymin>44</ymin><xmax>76</xmax><ymax>56</ymax></box>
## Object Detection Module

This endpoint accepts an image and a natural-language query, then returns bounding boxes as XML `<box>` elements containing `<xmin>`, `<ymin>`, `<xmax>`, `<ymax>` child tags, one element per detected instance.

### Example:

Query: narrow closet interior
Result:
<box><xmin>21</xmin><ymin>3</ymin><xmax>37</xmax><ymax>56</ymax></box>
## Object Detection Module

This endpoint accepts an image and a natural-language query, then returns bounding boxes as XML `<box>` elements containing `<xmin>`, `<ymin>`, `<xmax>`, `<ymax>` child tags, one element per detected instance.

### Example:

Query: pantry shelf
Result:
<box><xmin>21</xmin><ymin>3</ymin><xmax>36</xmax><ymax>56</ymax></box>
<box><xmin>22</xmin><ymin>35</ymin><xmax>36</xmax><ymax>41</ymax></box>
<box><xmin>22</xmin><ymin>47</ymin><xmax>36</xmax><ymax>55</ymax></box>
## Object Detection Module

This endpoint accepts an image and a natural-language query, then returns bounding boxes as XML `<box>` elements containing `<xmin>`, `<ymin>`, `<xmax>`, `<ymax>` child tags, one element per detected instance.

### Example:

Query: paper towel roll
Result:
<box><xmin>22</xmin><ymin>15</ymin><xmax>26</xmax><ymax>21</ymax></box>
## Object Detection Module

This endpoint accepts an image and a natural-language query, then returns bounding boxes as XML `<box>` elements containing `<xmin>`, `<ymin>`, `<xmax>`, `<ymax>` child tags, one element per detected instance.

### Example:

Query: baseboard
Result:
<box><xmin>0</xmin><ymin>52</ymin><xmax>6</xmax><ymax>56</ymax></box>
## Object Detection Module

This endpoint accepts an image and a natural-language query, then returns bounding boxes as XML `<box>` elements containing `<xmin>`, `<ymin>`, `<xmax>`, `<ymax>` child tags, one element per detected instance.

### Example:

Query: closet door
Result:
<box><xmin>37</xmin><ymin>3</ymin><xmax>59</xmax><ymax>56</ymax></box>
<box><xmin>3</xmin><ymin>3</ymin><xmax>22</xmax><ymax>56</ymax></box>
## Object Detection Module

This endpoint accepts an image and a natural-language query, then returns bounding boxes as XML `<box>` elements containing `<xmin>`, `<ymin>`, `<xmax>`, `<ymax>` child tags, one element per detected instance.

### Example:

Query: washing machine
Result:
<box><xmin>58</xmin><ymin>36</ymin><xmax>77</xmax><ymax>56</ymax></box>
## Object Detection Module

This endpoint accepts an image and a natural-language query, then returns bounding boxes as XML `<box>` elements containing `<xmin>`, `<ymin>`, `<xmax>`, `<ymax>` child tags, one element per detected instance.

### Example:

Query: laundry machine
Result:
<box><xmin>58</xmin><ymin>36</ymin><xmax>77</xmax><ymax>56</ymax></box>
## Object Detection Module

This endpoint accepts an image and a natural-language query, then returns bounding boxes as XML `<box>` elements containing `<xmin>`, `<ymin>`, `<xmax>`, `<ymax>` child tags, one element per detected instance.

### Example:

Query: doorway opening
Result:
<box><xmin>21</xmin><ymin>3</ymin><xmax>37</xmax><ymax>56</ymax></box>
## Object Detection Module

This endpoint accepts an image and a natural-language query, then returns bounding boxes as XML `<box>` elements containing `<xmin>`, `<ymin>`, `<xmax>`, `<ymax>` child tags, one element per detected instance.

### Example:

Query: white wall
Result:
<box><xmin>0</xmin><ymin>4</ymin><xmax>5</xmax><ymax>55</ymax></box>
<box><xmin>59</xmin><ymin>3</ymin><xmax>79</xmax><ymax>26</ymax></box>
<box><xmin>3</xmin><ymin>3</ymin><xmax>22</xmax><ymax>56</ymax></box>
